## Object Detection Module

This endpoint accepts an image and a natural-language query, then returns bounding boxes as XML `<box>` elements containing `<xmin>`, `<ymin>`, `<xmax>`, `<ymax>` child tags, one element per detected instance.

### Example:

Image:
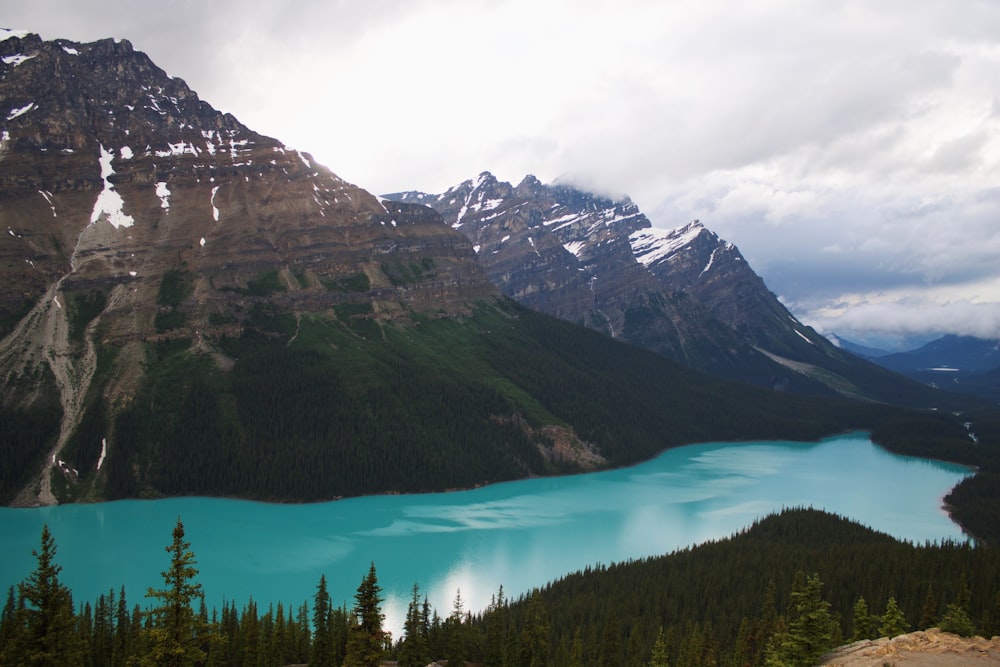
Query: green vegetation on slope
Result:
<box><xmin>485</xmin><ymin>508</ymin><xmax>1000</xmax><ymax>667</ymax></box>
<box><xmin>0</xmin><ymin>365</ymin><xmax>61</xmax><ymax>504</ymax></box>
<box><xmin>102</xmin><ymin>300</ymin><xmax>908</xmax><ymax>502</ymax></box>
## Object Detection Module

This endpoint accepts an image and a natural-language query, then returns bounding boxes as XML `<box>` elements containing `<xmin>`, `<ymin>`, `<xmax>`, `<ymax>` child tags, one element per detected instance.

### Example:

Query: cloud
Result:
<box><xmin>805</xmin><ymin>298</ymin><xmax>1000</xmax><ymax>340</ymax></box>
<box><xmin>5</xmin><ymin>0</ymin><xmax>1000</xmax><ymax>339</ymax></box>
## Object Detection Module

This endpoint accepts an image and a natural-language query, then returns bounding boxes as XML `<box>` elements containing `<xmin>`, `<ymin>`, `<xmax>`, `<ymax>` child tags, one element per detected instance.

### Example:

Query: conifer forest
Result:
<box><xmin>3</xmin><ymin>510</ymin><xmax>999</xmax><ymax>667</ymax></box>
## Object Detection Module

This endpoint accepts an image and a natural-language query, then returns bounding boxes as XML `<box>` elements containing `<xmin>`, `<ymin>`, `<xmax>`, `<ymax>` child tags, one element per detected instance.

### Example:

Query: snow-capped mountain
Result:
<box><xmin>386</xmin><ymin>173</ymin><xmax>947</xmax><ymax>402</ymax></box>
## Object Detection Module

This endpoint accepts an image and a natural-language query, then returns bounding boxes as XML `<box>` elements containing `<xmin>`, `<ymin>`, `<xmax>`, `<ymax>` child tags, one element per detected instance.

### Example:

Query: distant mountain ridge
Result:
<box><xmin>386</xmin><ymin>173</ymin><xmax>950</xmax><ymax>405</ymax></box>
<box><xmin>868</xmin><ymin>335</ymin><xmax>1000</xmax><ymax>402</ymax></box>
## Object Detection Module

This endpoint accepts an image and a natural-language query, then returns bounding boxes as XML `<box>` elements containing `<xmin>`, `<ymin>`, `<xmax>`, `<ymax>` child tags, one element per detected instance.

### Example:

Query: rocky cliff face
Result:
<box><xmin>0</xmin><ymin>31</ymin><xmax>496</xmax><ymax>504</ymax></box>
<box><xmin>387</xmin><ymin>173</ymin><xmax>838</xmax><ymax>390</ymax></box>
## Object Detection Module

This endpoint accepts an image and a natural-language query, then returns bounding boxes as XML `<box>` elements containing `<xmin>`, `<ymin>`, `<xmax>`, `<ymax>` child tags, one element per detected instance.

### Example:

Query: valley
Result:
<box><xmin>1</xmin><ymin>28</ymin><xmax>999</xmax><ymax>667</ymax></box>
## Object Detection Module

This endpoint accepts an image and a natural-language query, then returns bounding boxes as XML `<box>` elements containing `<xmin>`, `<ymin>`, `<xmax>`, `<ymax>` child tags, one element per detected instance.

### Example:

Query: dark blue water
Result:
<box><xmin>0</xmin><ymin>434</ymin><xmax>971</xmax><ymax>636</ymax></box>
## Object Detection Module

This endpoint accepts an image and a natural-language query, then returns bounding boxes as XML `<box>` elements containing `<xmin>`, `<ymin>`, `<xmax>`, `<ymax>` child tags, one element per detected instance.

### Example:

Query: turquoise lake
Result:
<box><xmin>0</xmin><ymin>433</ymin><xmax>973</xmax><ymax>636</ymax></box>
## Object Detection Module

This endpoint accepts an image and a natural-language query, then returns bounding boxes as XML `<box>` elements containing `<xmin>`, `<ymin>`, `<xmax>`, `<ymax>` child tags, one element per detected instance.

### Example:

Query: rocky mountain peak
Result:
<box><xmin>515</xmin><ymin>174</ymin><xmax>543</xmax><ymax>193</ymax></box>
<box><xmin>1</xmin><ymin>32</ymin><xmax>495</xmax><ymax>338</ymax></box>
<box><xmin>385</xmin><ymin>174</ymin><xmax>923</xmax><ymax>400</ymax></box>
<box><xmin>0</xmin><ymin>32</ymin><xmax>499</xmax><ymax>504</ymax></box>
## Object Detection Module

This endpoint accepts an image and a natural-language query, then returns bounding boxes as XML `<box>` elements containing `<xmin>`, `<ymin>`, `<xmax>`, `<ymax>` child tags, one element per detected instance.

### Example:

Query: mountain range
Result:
<box><xmin>385</xmin><ymin>174</ymin><xmax>951</xmax><ymax>405</ymax></box>
<box><xmin>842</xmin><ymin>334</ymin><xmax>1000</xmax><ymax>402</ymax></box>
<box><xmin>0</xmin><ymin>31</ymin><xmax>987</xmax><ymax>509</ymax></box>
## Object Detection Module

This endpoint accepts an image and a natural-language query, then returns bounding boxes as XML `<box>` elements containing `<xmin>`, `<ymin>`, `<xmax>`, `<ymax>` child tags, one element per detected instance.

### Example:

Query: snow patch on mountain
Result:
<box><xmin>91</xmin><ymin>145</ymin><xmax>135</xmax><ymax>228</ymax></box>
<box><xmin>210</xmin><ymin>185</ymin><xmax>220</xmax><ymax>222</ymax></box>
<box><xmin>2</xmin><ymin>53</ymin><xmax>36</xmax><ymax>68</ymax></box>
<box><xmin>156</xmin><ymin>182</ymin><xmax>170</xmax><ymax>211</ymax></box>
<box><xmin>629</xmin><ymin>221</ymin><xmax>705</xmax><ymax>268</ymax></box>
<box><xmin>6</xmin><ymin>101</ymin><xmax>36</xmax><ymax>120</ymax></box>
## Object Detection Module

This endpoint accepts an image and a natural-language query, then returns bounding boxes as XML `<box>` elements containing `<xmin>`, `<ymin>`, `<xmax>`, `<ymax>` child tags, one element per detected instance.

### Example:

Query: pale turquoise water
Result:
<box><xmin>0</xmin><ymin>434</ymin><xmax>972</xmax><ymax>636</ymax></box>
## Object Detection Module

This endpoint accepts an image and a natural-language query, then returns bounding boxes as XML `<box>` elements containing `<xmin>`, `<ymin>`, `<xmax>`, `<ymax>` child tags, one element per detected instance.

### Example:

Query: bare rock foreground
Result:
<box><xmin>819</xmin><ymin>628</ymin><xmax>1000</xmax><ymax>666</ymax></box>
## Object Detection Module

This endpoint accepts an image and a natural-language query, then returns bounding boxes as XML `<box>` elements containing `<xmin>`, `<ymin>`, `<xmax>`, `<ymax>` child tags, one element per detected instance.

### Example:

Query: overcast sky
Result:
<box><xmin>5</xmin><ymin>0</ymin><xmax>1000</xmax><ymax>347</ymax></box>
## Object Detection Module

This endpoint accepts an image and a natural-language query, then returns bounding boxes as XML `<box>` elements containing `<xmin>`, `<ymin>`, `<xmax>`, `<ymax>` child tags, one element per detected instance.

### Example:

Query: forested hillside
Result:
<box><xmin>486</xmin><ymin>508</ymin><xmax>1000</xmax><ymax>667</ymax></box>
<box><xmin>3</xmin><ymin>510</ymin><xmax>998</xmax><ymax>667</ymax></box>
<box><xmin>34</xmin><ymin>299</ymin><xmax>921</xmax><ymax>505</ymax></box>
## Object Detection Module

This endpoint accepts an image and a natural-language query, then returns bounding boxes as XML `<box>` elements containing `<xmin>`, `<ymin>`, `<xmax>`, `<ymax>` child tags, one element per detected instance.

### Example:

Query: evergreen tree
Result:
<box><xmin>520</xmin><ymin>591</ymin><xmax>550</xmax><ymax>667</ymax></box>
<box><xmin>446</xmin><ymin>589</ymin><xmax>467</xmax><ymax>667</ymax></box>
<box><xmin>647</xmin><ymin>627</ymin><xmax>669</xmax><ymax>667</ymax></box>
<box><xmin>3</xmin><ymin>524</ymin><xmax>83</xmax><ymax>666</ymax></box>
<box><xmin>0</xmin><ymin>586</ymin><xmax>17</xmax><ymax>660</ymax></box>
<box><xmin>483</xmin><ymin>587</ymin><xmax>508</xmax><ymax>667</ymax></box>
<box><xmin>111</xmin><ymin>586</ymin><xmax>132</xmax><ymax>667</ymax></box>
<box><xmin>76</xmin><ymin>601</ymin><xmax>93</xmax><ymax>666</ymax></box>
<box><xmin>332</xmin><ymin>604</ymin><xmax>352</xmax><ymax>667</ymax></box>
<box><xmin>939</xmin><ymin>578</ymin><xmax>976</xmax><ymax>638</ymax></box>
<box><xmin>748</xmin><ymin>579</ymin><xmax>779</xmax><ymax>667</ymax></box>
<box><xmin>764</xmin><ymin>572</ymin><xmax>837</xmax><ymax>667</ymax></box>
<box><xmin>240</xmin><ymin>598</ymin><xmax>260</xmax><ymax>667</ymax></box>
<box><xmin>399</xmin><ymin>584</ymin><xmax>430</xmax><ymax>667</ymax></box>
<box><xmin>272</xmin><ymin>601</ymin><xmax>290</xmax><ymax>667</ymax></box>
<box><xmin>939</xmin><ymin>604</ymin><xmax>977</xmax><ymax>637</ymax></box>
<box><xmin>625</xmin><ymin>625</ymin><xmax>644</xmax><ymax>667</ymax></box>
<box><xmin>312</xmin><ymin>574</ymin><xmax>335</xmax><ymax>667</ymax></box>
<box><xmin>143</xmin><ymin>517</ymin><xmax>210</xmax><ymax>666</ymax></box>
<box><xmin>877</xmin><ymin>597</ymin><xmax>909</xmax><ymax>639</ymax></box>
<box><xmin>568</xmin><ymin>627</ymin><xmax>585</xmax><ymax>667</ymax></box>
<box><xmin>344</xmin><ymin>563</ymin><xmax>386</xmax><ymax>667</ymax></box>
<box><xmin>917</xmin><ymin>586</ymin><xmax>938</xmax><ymax>630</ymax></box>
<box><xmin>294</xmin><ymin>602</ymin><xmax>312</xmax><ymax>664</ymax></box>
<box><xmin>731</xmin><ymin>618</ymin><xmax>752</xmax><ymax>667</ymax></box>
<box><xmin>599</xmin><ymin>609</ymin><xmax>621</xmax><ymax>667</ymax></box>
<box><xmin>91</xmin><ymin>590</ymin><xmax>114</xmax><ymax>667</ymax></box>
<box><xmin>849</xmin><ymin>597</ymin><xmax>876</xmax><ymax>641</ymax></box>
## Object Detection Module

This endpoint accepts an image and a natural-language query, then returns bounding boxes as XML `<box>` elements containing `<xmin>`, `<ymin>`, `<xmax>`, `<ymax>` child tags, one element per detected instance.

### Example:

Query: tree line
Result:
<box><xmin>3</xmin><ymin>509</ymin><xmax>999</xmax><ymax>667</ymax></box>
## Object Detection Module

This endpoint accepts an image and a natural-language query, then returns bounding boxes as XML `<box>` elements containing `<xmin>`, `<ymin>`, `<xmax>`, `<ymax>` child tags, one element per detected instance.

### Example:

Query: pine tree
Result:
<box><xmin>142</xmin><ymin>517</ymin><xmax>210</xmax><ymax>666</ymax></box>
<box><xmin>850</xmin><ymin>597</ymin><xmax>876</xmax><ymax>641</ymax></box>
<box><xmin>273</xmin><ymin>601</ymin><xmax>290</xmax><ymax>667</ymax></box>
<box><xmin>647</xmin><ymin>626</ymin><xmax>669</xmax><ymax>667</ymax></box>
<box><xmin>91</xmin><ymin>590</ymin><xmax>115</xmax><ymax>666</ymax></box>
<box><xmin>599</xmin><ymin>609</ymin><xmax>621</xmax><ymax>667</ymax></box>
<box><xmin>877</xmin><ymin>597</ymin><xmax>909</xmax><ymax>639</ymax></box>
<box><xmin>313</xmin><ymin>574</ymin><xmax>335</xmax><ymax>667</ymax></box>
<box><xmin>939</xmin><ymin>604</ymin><xmax>977</xmax><ymax>637</ymax></box>
<box><xmin>568</xmin><ymin>627</ymin><xmax>585</xmax><ymax>667</ymax></box>
<box><xmin>917</xmin><ymin>586</ymin><xmax>938</xmax><ymax>630</ymax></box>
<box><xmin>399</xmin><ymin>584</ymin><xmax>430</xmax><ymax>667</ymax></box>
<box><xmin>483</xmin><ymin>587</ymin><xmax>508</xmax><ymax>667</ymax></box>
<box><xmin>241</xmin><ymin>598</ymin><xmax>261</xmax><ymax>667</ymax></box>
<box><xmin>344</xmin><ymin>563</ymin><xmax>387</xmax><ymax>667</ymax></box>
<box><xmin>0</xmin><ymin>586</ymin><xmax>17</xmax><ymax>659</ymax></box>
<box><xmin>4</xmin><ymin>524</ymin><xmax>83</xmax><ymax>666</ymax></box>
<box><xmin>623</xmin><ymin>626</ymin><xmax>642</xmax><ymax>667</ymax></box>
<box><xmin>764</xmin><ymin>572</ymin><xmax>837</xmax><ymax>667</ymax></box>
<box><xmin>939</xmin><ymin>577</ymin><xmax>976</xmax><ymax>638</ymax></box>
<box><xmin>446</xmin><ymin>589</ymin><xmax>467</xmax><ymax>667</ymax></box>
<box><xmin>520</xmin><ymin>591</ymin><xmax>550</xmax><ymax>667</ymax></box>
<box><xmin>112</xmin><ymin>586</ymin><xmax>132</xmax><ymax>667</ymax></box>
<box><xmin>294</xmin><ymin>601</ymin><xmax>312</xmax><ymax>664</ymax></box>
